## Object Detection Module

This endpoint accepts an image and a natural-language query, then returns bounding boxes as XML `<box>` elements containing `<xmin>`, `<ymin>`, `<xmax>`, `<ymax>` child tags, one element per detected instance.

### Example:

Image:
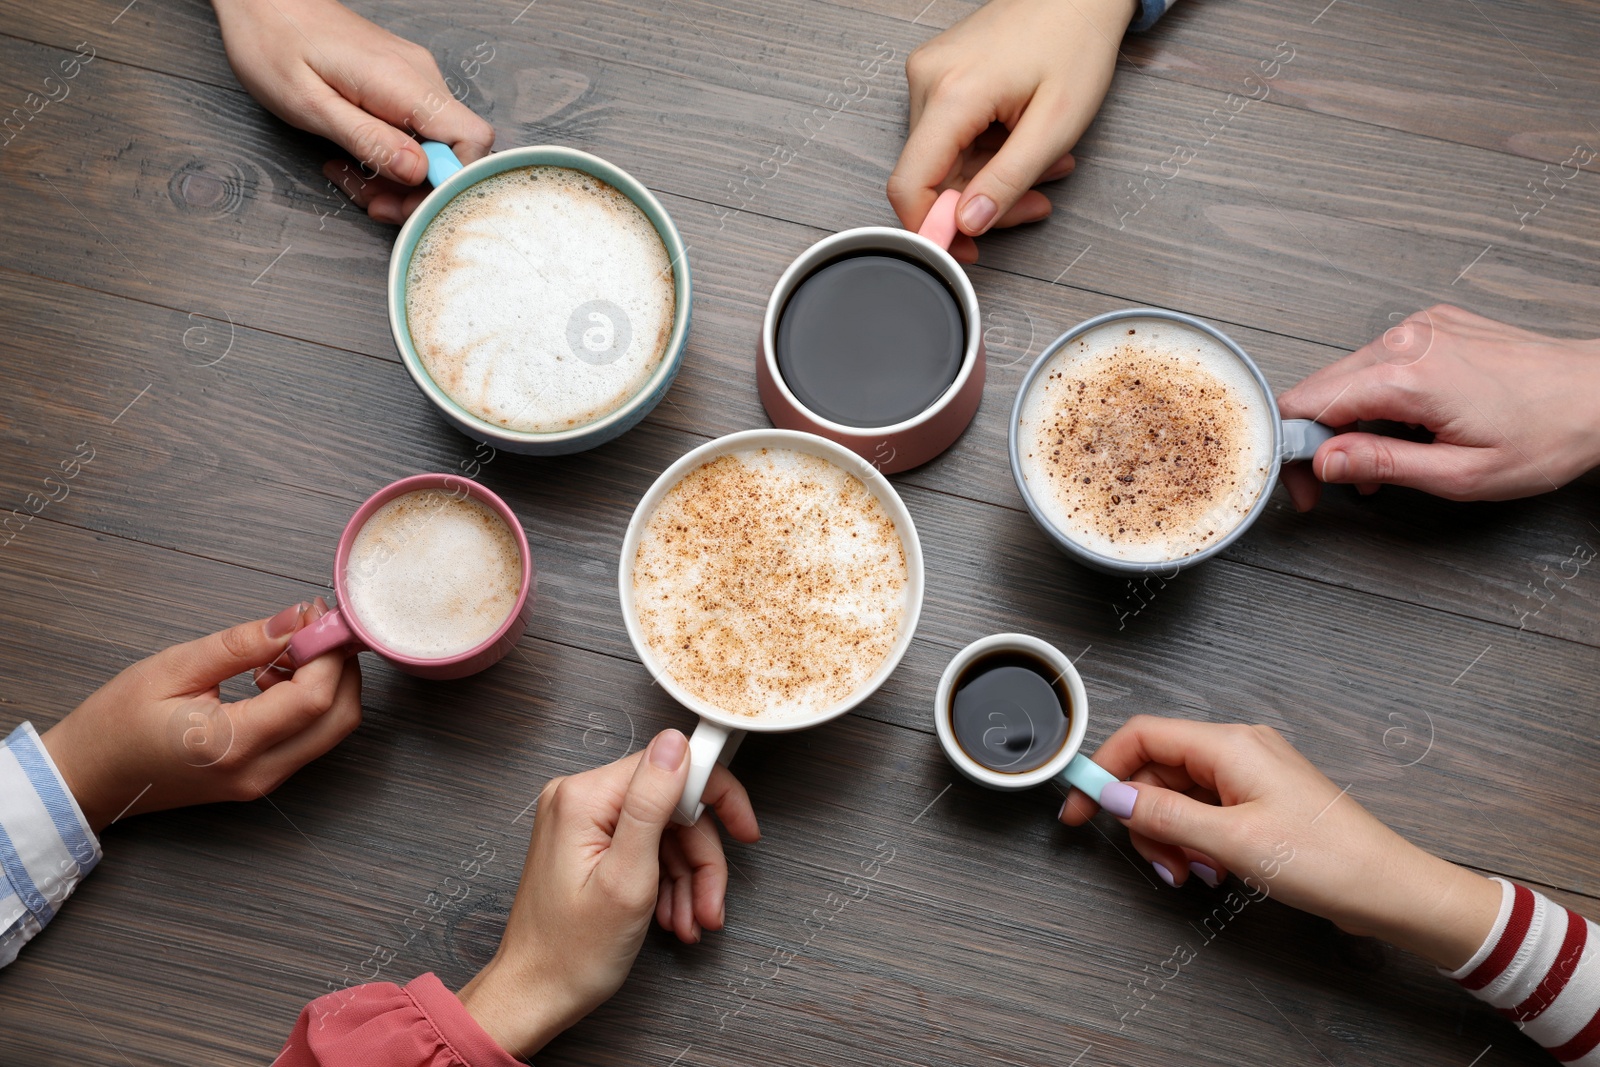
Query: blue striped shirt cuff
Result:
<box><xmin>0</xmin><ymin>722</ymin><xmax>102</xmax><ymax>967</ymax></box>
<box><xmin>1130</xmin><ymin>0</ymin><xmax>1177</xmax><ymax>32</ymax></box>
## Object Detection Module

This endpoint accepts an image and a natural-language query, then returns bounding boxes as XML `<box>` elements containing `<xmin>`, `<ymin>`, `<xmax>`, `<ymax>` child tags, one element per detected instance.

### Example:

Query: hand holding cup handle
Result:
<box><xmin>917</xmin><ymin>188</ymin><xmax>962</xmax><ymax>250</ymax></box>
<box><xmin>676</xmin><ymin>722</ymin><xmax>747</xmax><ymax>826</ymax></box>
<box><xmin>286</xmin><ymin>607</ymin><xmax>362</xmax><ymax>668</ymax></box>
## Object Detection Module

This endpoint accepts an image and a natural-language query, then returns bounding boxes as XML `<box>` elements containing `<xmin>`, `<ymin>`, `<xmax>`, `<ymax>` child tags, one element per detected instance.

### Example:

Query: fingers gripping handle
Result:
<box><xmin>286</xmin><ymin>607</ymin><xmax>359</xmax><ymax>669</ymax></box>
<box><xmin>1280</xmin><ymin>418</ymin><xmax>1337</xmax><ymax>464</ymax></box>
<box><xmin>674</xmin><ymin>720</ymin><xmax>746</xmax><ymax>826</ymax></box>
<box><xmin>421</xmin><ymin>142</ymin><xmax>464</xmax><ymax>188</ymax></box>
<box><xmin>1055</xmin><ymin>753</ymin><xmax>1118</xmax><ymax>807</ymax></box>
<box><xmin>917</xmin><ymin>188</ymin><xmax>961</xmax><ymax>250</ymax></box>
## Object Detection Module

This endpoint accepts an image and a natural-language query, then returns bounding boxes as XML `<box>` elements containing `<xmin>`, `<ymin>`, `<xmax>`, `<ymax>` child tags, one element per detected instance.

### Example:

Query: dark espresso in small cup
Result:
<box><xmin>951</xmin><ymin>649</ymin><xmax>1072</xmax><ymax>774</ymax></box>
<box><xmin>776</xmin><ymin>253</ymin><xmax>964</xmax><ymax>427</ymax></box>
<box><xmin>933</xmin><ymin>632</ymin><xmax>1118</xmax><ymax>803</ymax></box>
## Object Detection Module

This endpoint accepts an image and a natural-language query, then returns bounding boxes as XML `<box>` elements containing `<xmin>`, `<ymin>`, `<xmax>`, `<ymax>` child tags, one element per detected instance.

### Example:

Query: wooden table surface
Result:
<box><xmin>2</xmin><ymin>0</ymin><xmax>1597</xmax><ymax>1062</ymax></box>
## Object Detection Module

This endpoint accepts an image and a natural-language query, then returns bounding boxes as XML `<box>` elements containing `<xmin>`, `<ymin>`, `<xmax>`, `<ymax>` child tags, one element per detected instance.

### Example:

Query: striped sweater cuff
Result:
<box><xmin>1445</xmin><ymin>878</ymin><xmax>1600</xmax><ymax>1065</ymax></box>
<box><xmin>0</xmin><ymin>722</ymin><xmax>102</xmax><ymax>968</ymax></box>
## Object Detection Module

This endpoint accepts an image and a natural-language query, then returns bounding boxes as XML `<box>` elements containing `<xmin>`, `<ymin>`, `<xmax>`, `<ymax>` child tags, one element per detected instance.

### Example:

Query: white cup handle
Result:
<box><xmin>674</xmin><ymin>720</ymin><xmax>747</xmax><ymax>825</ymax></box>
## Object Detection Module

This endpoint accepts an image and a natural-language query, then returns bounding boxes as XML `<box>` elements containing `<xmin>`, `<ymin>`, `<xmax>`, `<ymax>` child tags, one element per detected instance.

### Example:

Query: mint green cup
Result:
<box><xmin>387</xmin><ymin>143</ymin><xmax>692</xmax><ymax>455</ymax></box>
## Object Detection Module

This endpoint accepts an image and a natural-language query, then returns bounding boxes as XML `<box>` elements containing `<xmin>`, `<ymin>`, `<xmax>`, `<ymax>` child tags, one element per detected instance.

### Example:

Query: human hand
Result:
<box><xmin>1059</xmin><ymin>716</ymin><xmax>1501</xmax><ymax>970</ymax></box>
<box><xmin>456</xmin><ymin>730</ymin><xmax>761</xmax><ymax>1059</ymax></box>
<box><xmin>1278</xmin><ymin>305</ymin><xmax>1600</xmax><ymax>509</ymax></box>
<box><xmin>887</xmin><ymin>0</ymin><xmax>1134</xmax><ymax>263</ymax></box>
<box><xmin>210</xmin><ymin>0</ymin><xmax>495</xmax><ymax>223</ymax></box>
<box><xmin>40</xmin><ymin>600</ymin><xmax>362</xmax><ymax>835</ymax></box>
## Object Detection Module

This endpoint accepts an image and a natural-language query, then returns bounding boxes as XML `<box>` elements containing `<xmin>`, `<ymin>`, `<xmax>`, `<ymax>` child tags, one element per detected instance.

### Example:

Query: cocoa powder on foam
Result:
<box><xmin>1018</xmin><ymin>321</ymin><xmax>1273</xmax><ymax>563</ymax></box>
<box><xmin>632</xmin><ymin>448</ymin><xmax>908</xmax><ymax>721</ymax></box>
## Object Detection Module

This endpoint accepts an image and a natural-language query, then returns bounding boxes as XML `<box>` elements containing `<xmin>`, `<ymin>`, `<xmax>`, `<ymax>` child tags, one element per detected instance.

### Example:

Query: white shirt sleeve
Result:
<box><xmin>0</xmin><ymin>721</ymin><xmax>102</xmax><ymax>967</ymax></box>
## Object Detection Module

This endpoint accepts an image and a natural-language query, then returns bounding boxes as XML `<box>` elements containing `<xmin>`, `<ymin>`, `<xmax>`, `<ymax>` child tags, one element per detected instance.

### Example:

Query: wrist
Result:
<box><xmin>1581</xmin><ymin>339</ymin><xmax>1600</xmax><ymax>474</ymax></box>
<box><xmin>456</xmin><ymin>956</ymin><xmax>571</xmax><ymax>1060</ymax></box>
<box><xmin>40</xmin><ymin>719</ymin><xmax>116</xmax><ymax>835</ymax></box>
<box><xmin>1337</xmin><ymin>844</ymin><xmax>1500</xmax><ymax>970</ymax></box>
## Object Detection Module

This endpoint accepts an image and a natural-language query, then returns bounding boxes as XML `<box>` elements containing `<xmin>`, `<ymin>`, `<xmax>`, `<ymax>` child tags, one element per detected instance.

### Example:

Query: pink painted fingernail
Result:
<box><xmin>1099</xmin><ymin>781</ymin><xmax>1138</xmax><ymax>820</ymax></box>
<box><xmin>265</xmin><ymin>602</ymin><xmax>307</xmax><ymax>639</ymax></box>
<box><xmin>1153</xmin><ymin>862</ymin><xmax>1177</xmax><ymax>888</ymax></box>
<box><xmin>1190</xmin><ymin>862</ymin><xmax>1222</xmax><ymax>888</ymax></box>
<box><xmin>959</xmin><ymin>194</ymin><xmax>997</xmax><ymax>235</ymax></box>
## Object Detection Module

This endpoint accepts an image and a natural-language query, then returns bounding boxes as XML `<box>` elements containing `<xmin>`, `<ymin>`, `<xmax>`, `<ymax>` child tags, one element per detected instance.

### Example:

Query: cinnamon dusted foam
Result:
<box><xmin>632</xmin><ymin>448</ymin><xmax>909</xmax><ymax>721</ymax></box>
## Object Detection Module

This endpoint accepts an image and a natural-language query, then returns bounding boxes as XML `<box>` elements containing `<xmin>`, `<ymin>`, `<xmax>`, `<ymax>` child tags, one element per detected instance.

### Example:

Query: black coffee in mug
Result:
<box><xmin>775</xmin><ymin>253</ymin><xmax>963</xmax><ymax>427</ymax></box>
<box><xmin>950</xmin><ymin>650</ymin><xmax>1071</xmax><ymax>774</ymax></box>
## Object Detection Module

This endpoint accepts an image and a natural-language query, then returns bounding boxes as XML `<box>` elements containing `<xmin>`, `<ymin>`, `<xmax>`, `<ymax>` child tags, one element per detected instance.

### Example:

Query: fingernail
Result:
<box><xmin>310</xmin><ymin>596</ymin><xmax>330</xmax><ymax>620</ymax></box>
<box><xmin>691</xmin><ymin>921</ymin><xmax>702</xmax><ymax>943</ymax></box>
<box><xmin>398</xmin><ymin>147</ymin><xmax>426</xmax><ymax>184</ymax></box>
<box><xmin>719</xmin><ymin>902</ymin><xmax>726</xmax><ymax>927</ymax></box>
<box><xmin>1058</xmin><ymin>798</ymin><xmax>1069</xmax><ymax>822</ymax></box>
<box><xmin>265</xmin><ymin>602</ymin><xmax>307</xmax><ymax>639</ymax></box>
<box><xmin>1322</xmin><ymin>451</ymin><xmax>1348</xmax><ymax>482</ymax></box>
<box><xmin>1153</xmin><ymin>861</ymin><xmax>1177</xmax><ymax>888</ymax></box>
<box><xmin>1190</xmin><ymin>862</ymin><xmax>1222</xmax><ymax>888</ymax></box>
<box><xmin>651</xmin><ymin>729</ymin><xmax>688</xmax><ymax>770</ymax></box>
<box><xmin>1098</xmin><ymin>781</ymin><xmax>1138</xmax><ymax>820</ymax></box>
<box><xmin>959</xmin><ymin>194</ymin><xmax>997</xmax><ymax>235</ymax></box>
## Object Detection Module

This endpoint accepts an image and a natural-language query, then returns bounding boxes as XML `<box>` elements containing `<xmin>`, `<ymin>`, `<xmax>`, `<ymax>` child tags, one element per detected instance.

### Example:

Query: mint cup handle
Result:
<box><xmin>421</xmin><ymin>142</ymin><xmax>464</xmax><ymax>188</ymax></box>
<box><xmin>1054</xmin><ymin>752</ymin><xmax>1119</xmax><ymax>806</ymax></box>
<box><xmin>673</xmin><ymin>720</ymin><xmax>746</xmax><ymax>826</ymax></box>
<box><xmin>1280</xmin><ymin>419</ymin><xmax>1337</xmax><ymax>464</ymax></box>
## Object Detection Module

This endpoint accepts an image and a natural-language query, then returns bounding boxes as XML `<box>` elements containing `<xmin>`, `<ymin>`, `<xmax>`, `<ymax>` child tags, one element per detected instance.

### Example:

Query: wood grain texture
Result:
<box><xmin>0</xmin><ymin>0</ymin><xmax>1595</xmax><ymax>1064</ymax></box>
<box><xmin>0</xmin><ymin>523</ymin><xmax>1561</xmax><ymax>1067</ymax></box>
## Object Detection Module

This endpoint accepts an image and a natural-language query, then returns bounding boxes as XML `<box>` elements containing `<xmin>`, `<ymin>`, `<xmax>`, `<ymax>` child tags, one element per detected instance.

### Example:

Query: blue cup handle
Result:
<box><xmin>421</xmin><ymin>142</ymin><xmax>464</xmax><ymax>188</ymax></box>
<box><xmin>1054</xmin><ymin>752</ymin><xmax>1119</xmax><ymax>805</ymax></box>
<box><xmin>1280</xmin><ymin>419</ymin><xmax>1337</xmax><ymax>464</ymax></box>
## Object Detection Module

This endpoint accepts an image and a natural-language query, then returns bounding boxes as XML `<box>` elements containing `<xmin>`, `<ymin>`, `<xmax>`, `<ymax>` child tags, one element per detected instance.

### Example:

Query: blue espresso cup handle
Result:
<box><xmin>421</xmin><ymin>142</ymin><xmax>465</xmax><ymax>188</ymax></box>
<box><xmin>1055</xmin><ymin>752</ymin><xmax>1119</xmax><ymax>805</ymax></box>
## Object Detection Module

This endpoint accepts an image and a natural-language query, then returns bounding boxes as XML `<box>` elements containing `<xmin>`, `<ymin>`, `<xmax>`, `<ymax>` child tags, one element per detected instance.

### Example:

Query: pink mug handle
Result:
<box><xmin>286</xmin><ymin>607</ymin><xmax>363</xmax><ymax>668</ymax></box>
<box><xmin>917</xmin><ymin>188</ymin><xmax>961</xmax><ymax>250</ymax></box>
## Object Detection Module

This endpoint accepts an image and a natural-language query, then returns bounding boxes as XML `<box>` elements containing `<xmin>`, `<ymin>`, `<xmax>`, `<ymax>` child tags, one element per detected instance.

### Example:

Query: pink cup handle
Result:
<box><xmin>917</xmin><ymin>188</ymin><xmax>961</xmax><ymax>250</ymax></box>
<box><xmin>286</xmin><ymin>607</ymin><xmax>362</xmax><ymax>668</ymax></box>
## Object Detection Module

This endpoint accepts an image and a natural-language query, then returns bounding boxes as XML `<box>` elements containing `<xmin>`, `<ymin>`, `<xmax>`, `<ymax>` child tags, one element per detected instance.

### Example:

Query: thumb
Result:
<box><xmin>1313</xmin><ymin>434</ymin><xmax>1490</xmax><ymax>500</ymax></box>
<box><xmin>1104</xmin><ymin>780</ymin><xmax>1235</xmax><ymax>859</ymax></box>
<box><xmin>156</xmin><ymin>603</ymin><xmax>310</xmax><ymax>692</ymax></box>
<box><xmin>956</xmin><ymin>95</ymin><xmax>1073</xmax><ymax>237</ymax></box>
<box><xmin>603</xmin><ymin>730</ymin><xmax>691</xmax><ymax>880</ymax></box>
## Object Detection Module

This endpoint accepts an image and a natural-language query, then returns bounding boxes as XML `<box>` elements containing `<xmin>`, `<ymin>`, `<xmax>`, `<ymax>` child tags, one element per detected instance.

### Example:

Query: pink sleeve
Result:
<box><xmin>275</xmin><ymin>972</ymin><xmax>525</xmax><ymax>1067</ymax></box>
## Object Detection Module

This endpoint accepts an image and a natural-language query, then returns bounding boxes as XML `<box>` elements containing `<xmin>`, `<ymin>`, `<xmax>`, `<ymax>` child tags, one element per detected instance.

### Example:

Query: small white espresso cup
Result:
<box><xmin>934</xmin><ymin>634</ymin><xmax>1119</xmax><ymax>804</ymax></box>
<box><xmin>618</xmin><ymin>429</ymin><xmax>926</xmax><ymax>824</ymax></box>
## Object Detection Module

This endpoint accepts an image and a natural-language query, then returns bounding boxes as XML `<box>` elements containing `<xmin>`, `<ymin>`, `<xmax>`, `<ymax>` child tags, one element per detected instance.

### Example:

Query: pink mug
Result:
<box><xmin>287</xmin><ymin>474</ymin><xmax>535</xmax><ymax>680</ymax></box>
<box><xmin>758</xmin><ymin>189</ymin><xmax>984</xmax><ymax>474</ymax></box>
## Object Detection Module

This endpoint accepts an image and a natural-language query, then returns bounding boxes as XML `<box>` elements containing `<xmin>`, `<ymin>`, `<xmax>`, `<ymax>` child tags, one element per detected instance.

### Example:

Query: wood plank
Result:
<box><xmin>0</xmin><ymin>521</ymin><xmax>1564</xmax><ymax>1066</ymax></box>
<box><xmin>1120</xmin><ymin>0</ymin><xmax>1600</xmax><ymax>165</ymax></box>
<box><xmin>2</xmin><ymin>269</ymin><xmax>1597</xmax><ymax>901</ymax></box>
<box><xmin>3</xmin><ymin>25</ymin><xmax>1598</xmax><ymax>370</ymax></box>
<box><xmin>9</xmin><ymin>165</ymin><xmax>1597</xmax><ymax>657</ymax></box>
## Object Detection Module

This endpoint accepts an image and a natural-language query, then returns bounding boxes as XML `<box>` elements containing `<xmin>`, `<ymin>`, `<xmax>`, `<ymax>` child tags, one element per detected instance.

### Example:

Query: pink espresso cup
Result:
<box><xmin>758</xmin><ymin>189</ymin><xmax>985</xmax><ymax>475</ymax></box>
<box><xmin>286</xmin><ymin>474</ymin><xmax>535</xmax><ymax>680</ymax></box>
